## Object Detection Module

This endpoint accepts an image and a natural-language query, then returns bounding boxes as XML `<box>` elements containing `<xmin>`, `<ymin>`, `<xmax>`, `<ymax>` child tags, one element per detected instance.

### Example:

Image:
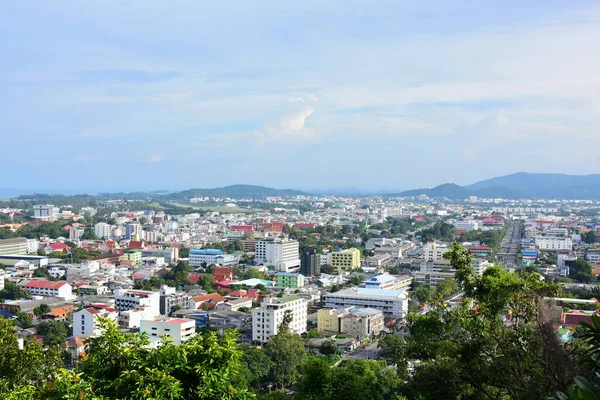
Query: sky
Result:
<box><xmin>2</xmin><ymin>1</ymin><xmax>600</xmax><ymax>193</ymax></box>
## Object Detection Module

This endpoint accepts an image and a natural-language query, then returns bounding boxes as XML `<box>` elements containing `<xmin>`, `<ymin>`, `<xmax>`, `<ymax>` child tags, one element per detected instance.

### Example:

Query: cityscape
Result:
<box><xmin>3</xmin><ymin>1</ymin><xmax>600</xmax><ymax>400</ymax></box>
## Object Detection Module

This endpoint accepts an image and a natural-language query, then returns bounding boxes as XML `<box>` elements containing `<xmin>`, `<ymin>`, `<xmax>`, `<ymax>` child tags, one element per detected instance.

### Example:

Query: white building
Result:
<box><xmin>587</xmin><ymin>252</ymin><xmax>600</xmax><ymax>264</ymax></box>
<box><xmin>0</xmin><ymin>270</ymin><xmax>4</xmax><ymax>291</ymax></box>
<box><xmin>324</xmin><ymin>288</ymin><xmax>408</xmax><ymax>318</ymax></box>
<box><xmin>189</xmin><ymin>249</ymin><xmax>238</xmax><ymax>267</ymax></box>
<box><xmin>33</xmin><ymin>204</ymin><xmax>59</xmax><ymax>220</ymax></box>
<box><xmin>423</xmin><ymin>239</ymin><xmax>448</xmax><ymax>261</ymax></box>
<box><xmin>558</xmin><ymin>253</ymin><xmax>577</xmax><ymax>277</ymax></box>
<box><xmin>140</xmin><ymin>318</ymin><xmax>196</xmax><ymax>345</ymax></box>
<box><xmin>0</xmin><ymin>238</ymin><xmax>29</xmax><ymax>255</ymax></box>
<box><xmin>73</xmin><ymin>304</ymin><xmax>118</xmax><ymax>336</ymax></box>
<box><xmin>362</xmin><ymin>274</ymin><xmax>412</xmax><ymax>291</ymax></box>
<box><xmin>535</xmin><ymin>236</ymin><xmax>573</xmax><ymax>251</ymax></box>
<box><xmin>19</xmin><ymin>279</ymin><xmax>73</xmax><ymax>299</ymax></box>
<box><xmin>454</xmin><ymin>220</ymin><xmax>480</xmax><ymax>231</ymax></box>
<box><xmin>114</xmin><ymin>289</ymin><xmax>160</xmax><ymax>315</ymax></box>
<box><xmin>94</xmin><ymin>222</ymin><xmax>112</xmax><ymax>239</ymax></box>
<box><xmin>255</xmin><ymin>239</ymin><xmax>301</xmax><ymax>272</ymax></box>
<box><xmin>26</xmin><ymin>239</ymin><xmax>39</xmax><ymax>254</ymax></box>
<box><xmin>252</xmin><ymin>295</ymin><xmax>307</xmax><ymax>343</ymax></box>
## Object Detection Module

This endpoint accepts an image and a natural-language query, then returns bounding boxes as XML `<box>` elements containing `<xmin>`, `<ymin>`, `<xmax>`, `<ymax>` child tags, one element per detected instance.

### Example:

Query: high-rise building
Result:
<box><xmin>255</xmin><ymin>239</ymin><xmax>300</xmax><ymax>272</ymax></box>
<box><xmin>33</xmin><ymin>204</ymin><xmax>59</xmax><ymax>220</ymax></box>
<box><xmin>423</xmin><ymin>238</ymin><xmax>448</xmax><ymax>261</ymax></box>
<box><xmin>125</xmin><ymin>223</ymin><xmax>141</xmax><ymax>240</ymax></box>
<box><xmin>300</xmin><ymin>248</ymin><xmax>321</xmax><ymax>276</ymax></box>
<box><xmin>94</xmin><ymin>222</ymin><xmax>112</xmax><ymax>239</ymax></box>
<box><xmin>252</xmin><ymin>296</ymin><xmax>307</xmax><ymax>343</ymax></box>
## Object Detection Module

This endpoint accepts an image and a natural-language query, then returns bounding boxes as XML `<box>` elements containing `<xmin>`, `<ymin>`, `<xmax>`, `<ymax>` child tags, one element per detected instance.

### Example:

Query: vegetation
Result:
<box><xmin>569</xmin><ymin>258</ymin><xmax>594</xmax><ymax>283</ymax></box>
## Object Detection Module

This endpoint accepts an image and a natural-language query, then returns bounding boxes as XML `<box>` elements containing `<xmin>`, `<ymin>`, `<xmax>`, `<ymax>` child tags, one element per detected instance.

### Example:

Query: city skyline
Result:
<box><xmin>2</xmin><ymin>1</ymin><xmax>600</xmax><ymax>191</ymax></box>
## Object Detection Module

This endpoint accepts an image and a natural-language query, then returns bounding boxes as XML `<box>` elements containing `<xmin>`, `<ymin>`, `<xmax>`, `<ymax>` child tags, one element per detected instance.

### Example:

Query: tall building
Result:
<box><xmin>329</xmin><ymin>248</ymin><xmax>361</xmax><ymax>271</ymax></box>
<box><xmin>33</xmin><ymin>204</ymin><xmax>59</xmax><ymax>220</ymax></box>
<box><xmin>300</xmin><ymin>248</ymin><xmax>321</xmax><ymax>276</ymax></box>
<box><xmin>252</xmin><ymin>295</ymin><xmax>307</xmax><ymax>343</ymax></box>
<box><xmin>255</xmin><ymin>239</ymin><xmax>300</xmax><ymax>272</ymax></box>
<box><xmin>423</xmin><ymin>238</ymin><xmax>448</xmax><ymax>261</ymax></box>
<box><xmin>159</xmin><ymin>286</ymin><xmax>191</xmax><ymax>315</ymax></box>
<box><xmin>125</xmin><ymin>223</ymin><xmax>141</xmax><ymax>240</ymax></box>
<box><xmin>0</xmin><ymin>238</ymin><xmax>28</xmax><ymax>255</ymax></box>
<box><xmin>94</xmin><ymin>222</ymin><xmax>112</xmax><ymax>239</ymax></box>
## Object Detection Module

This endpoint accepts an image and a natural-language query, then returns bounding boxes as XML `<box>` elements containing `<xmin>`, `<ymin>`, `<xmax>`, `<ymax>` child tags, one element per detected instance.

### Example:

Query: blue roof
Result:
<box><xmin>277</xmin><ymin>272</ymin><xmax>303</xmax><ymax>277</ymax></box>
<box><xmin>190</xmin><ymin>249</ymin><xmax>224</xmax><ymax>255</ymax></box>
<box><xmin>363</xmin><ymin>274</ymin><xmax>396</xmax><ymax>285</ymax></box>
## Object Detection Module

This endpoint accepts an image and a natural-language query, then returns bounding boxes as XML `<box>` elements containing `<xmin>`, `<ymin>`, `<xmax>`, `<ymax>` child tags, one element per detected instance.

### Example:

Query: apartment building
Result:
<box><xmin>252</xmin><ymin>296</ymin><xmax>307</xmax><ymax>343</ymax></box>
<box><xmin>73</xmin><ymin>304</ymin><xmax>118</xmax><ymax>336</ymax></box>
<box><xmin>94</xmin><ymin>222</ymin><xmax>112</xmax><ymax>239</ymax></box>
<box><xmin>0</xmin><ymin>238</ymin><xmax>28</xmax><ymax>255</ymax></box>
<box><xmin>454</xmin><ymin>220</ymin><xmax>480</xmax><ymax>231</ymax></box>
<box><xmin>275</xmin><ymin>272</ymin><xmax>305</xmax><ymax>288</ymax></box>
<box><xmin>189</xmin><ymin>249</ymin><xmax>238</xmax><ymax>267</ymax></box>
<box><xmin>535</xmin><ymin>236</ymin><xmax>573</xmax><ymax>251</ymax></box>
<box><xmin>33</xmin><ymin>204</ymin><xmax>59</xmax><ymax>220</ymax></box>
<box><xmin>140</xmin><ymin>318</ymin><xmax>196</xmax><ymax>345</ymax></box>
<box><xmin>423</xmin><ymin>239</ymin><xmax>448</xmax><ymax>261</ymax></box>
<box><xmin>317</xmin><ymin>307</ymin><xmax>384</xmax><ymax>338</ymax></box>
<box><xmin>159</xmin><ymin>285</ymin><xmax>191</xmax><ymax>315</ymax></box>
<box><xmin>362</xmin><ymin>274</ymin><xmax>412</xmax><ymax>291</ymax></box>
<box><xmin>329</xmin><ymin>248</ymin><xmax>361</xmax><ymax>271</ymax></box>
<box><xmin>121</xmin><ymin>249</ymin><xmax>142</xmax><ymax>265</ymax></box>
<box><xmin>324</xmin><ymin>288</ymin><xmax>408</xmax><ymax>318</ymax></box>
<box><xmin>300</xmin><ymin>248</ymin><xmax>321</xmax><ymax>276</ymax></box>
<box><xmin>415</xmin><ymin>258</ymin><xmax>491</xmax><ymax>287</ymax></box>
<box><xmin>114</xmin><ymin>289</ymin><xmax>160</xmax><ymax>315</ymax></box>
<box><xmin>255</xmin><ymin>239</ymin><xmax>300</xmax><ymax>272</ymax></box>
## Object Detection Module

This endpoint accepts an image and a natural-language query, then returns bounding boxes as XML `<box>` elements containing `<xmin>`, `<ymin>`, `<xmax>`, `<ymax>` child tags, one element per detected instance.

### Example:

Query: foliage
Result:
<box><xmin>0</xmin><ymin>281</ymin><xmax>31</xmax><ymax>300</ymax></box>
<box><xmin>417</xmin><ymin>221</ymin><xmax>455</xmax><ymax>242</ymax></box>
<box><xmin>320</xmin><ymin>264</ymin><xmax>336</xmax><ymax>275</ymax></box>
<box><xmin>435</xmin><ymin>278</ymin><xmax>458</xmax><ymax>299</ymax></box>
<box><xmin>569</xmin><ymin>259</ymin><xmax>594</xmax><ymax>283</ymax></box>
<box><xmin>13</xmin><ymin>311</ymin><xmax>33</xmax><ymax>329</ymax></box>
<box><xmin>237</xmin><ymin>344</ymin><xmax>274</xmax><ymax>391</ymax></box>
<box><xmin>33</xmin><ymin>303</ymin><xmax>51</xmax><ymax>318</ymax></box>
<box><xmin>36</xmin><ymin>321</ymin><xmax>68</xmax><ymax>346</ymax></box>
<box><xmin>320</xmin><ymin>339</ymin><xmax>338</xmax><ymax>355</ymax></box>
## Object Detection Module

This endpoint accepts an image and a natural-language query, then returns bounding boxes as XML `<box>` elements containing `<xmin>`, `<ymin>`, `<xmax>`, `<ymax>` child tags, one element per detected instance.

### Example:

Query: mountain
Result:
<box><xmin>392</xmin><ymin>173</ymin><xmax>600</xmax><ymax>200</ymax></box>
<box><xmin>164</xmin><ymin>185</ymin><xmax>309</xmax><ymax>200</ymax></box>
<box><xmin>389</xmin><ymin>183</ymin><xmax>469</xmax><ymax>199</ymax></box>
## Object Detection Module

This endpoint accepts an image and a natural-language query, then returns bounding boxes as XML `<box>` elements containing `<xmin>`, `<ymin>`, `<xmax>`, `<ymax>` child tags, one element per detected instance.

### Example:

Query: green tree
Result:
<box><xmin>264</xmin><ymin>310</ymin><xmax>306</xmax><ymax>389</ymax></box>
<box><xmin>570</xmin><ymin>259</ymin><xmax>594</xmax><ymax>283</ymax></box>
<box><xmin>13</xmin><ymin>311</ymin><xmax>33</xmax><ymax>329</ymax></box>
<box><xmin>435</xmin><ymin>278</ymin><xmax>457</xmax><ymax>299</ymax></box>
<box><xmin>36</xmin><ymin>321</ymin><xmax>68</xmax><ymax>346</ymax></box>
<box><xmin>0</xmin><ymin>281</ymin><xmax>30</xmax><ymax>300</ymax></box>
<box><xmin>237</xmin><ymin>344</ymin><xmax>274</xmax><ymax>391</ymax></box>
<box><xmin>320</xmin><ymin>339</ymin><xmax>338</xmax><ymax>355</ymax></box>
<box><xmin>33</xmin><ymin>303</ymin><xmax>51</xmax><ymax>318</ymax></box>
<box><xmin>321</xmin><ymin>264</ymin><xmax>335</xmax><ymax>274</ymax></box>
<box><xmin>179</xmin><ymin>247</ymin><xmax>190</xmax><ymax>258</ymax></box>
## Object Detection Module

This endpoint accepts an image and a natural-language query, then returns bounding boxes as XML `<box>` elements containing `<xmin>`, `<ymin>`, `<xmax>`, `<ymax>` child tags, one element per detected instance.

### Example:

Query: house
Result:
<box><xmin>46</xmin><ymin>243</ymin><xmax>71</xmax><ymax>254</ymax></box>
<box><xmin>189</xmin><ymin>293</ymin><xmax>225</xmax><ymax>310</ymax></box>
<box><xmin>45</xmin><ymin>305</ymin><xmax>75</xmax><ymax>321</ymax></box>
<box><xmin>60</xmin><ymin>335</ymin><xmax>89</xmax><ymax>368</ymax></box>
<box><xmin>220</xmin><ymin>297</ymin><xmax>253</xmax><ymax>312</ymax></box>
<box><xmin>213</xmin><ymin>267</ymin><xmax>234</xmax><ymax>282</ymax></box>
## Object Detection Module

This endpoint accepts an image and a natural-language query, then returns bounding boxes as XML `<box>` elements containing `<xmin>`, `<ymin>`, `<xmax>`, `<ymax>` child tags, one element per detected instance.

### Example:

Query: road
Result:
<box><xmin>496</xmin><ymin>220</ymin><xmax>522</xmax><ymax>269</ymax></box>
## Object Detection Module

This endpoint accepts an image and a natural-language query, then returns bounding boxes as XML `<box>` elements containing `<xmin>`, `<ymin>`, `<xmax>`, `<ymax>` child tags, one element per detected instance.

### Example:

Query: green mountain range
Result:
<box><xmin>391</xmin><ymin>172</ymin><xmax>600</xmax><ymax>200</ymax></box>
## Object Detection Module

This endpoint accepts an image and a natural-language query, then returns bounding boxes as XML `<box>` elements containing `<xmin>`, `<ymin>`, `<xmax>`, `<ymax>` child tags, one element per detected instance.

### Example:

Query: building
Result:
<box><xmin>189</xmin><ymin>249</ymin><xmax>238</xmax><ymax>268</ymax></box>
<box><xmin>415</xmin><ymin>258</ymin><xmax>491</xmax><ymax>287</ymax></box>
<box><xmin>33</xmin><ymin>204</ymin><xmax>59</xmax><ymax>220</ymax></box>
<box><xmin>454</xmin><ymin>220</ymin><xmax>480</xmax><ymax>231</ymax></box>
<box><xmin>140</xmin><ymin>318</ymin><xmax>196</xmax><ymax>345</ymax></box>
<box><xmin>587</xmin><ymin>249</ymin><xmax>600</xmax><ymax>264</ymax></box>
<box><xmin>252</xmin><ymin>295</ymin><xmax>307</xmax><ymax>343</ymax></box>
<box><xmin>558</xmin><ymin>253</ymin><xmax>578</xmax><ymax>277</ymax></box>
<box><xmin>535</xmin><ymin>236</ymin><xmax>573</xmax><ymax>251</ymax></box>
<box><xmin>324</xmin><ymin>288</ymin><xmax>408</xmax><ymax>318</ymax></box>
<box><xmin>0</xmin><ymin>238</ymin><xmax>28</xmax><ymax>255</ymax></box>
<box><xmin>0</xmin><ymin>270</ymin><xmax>4</xmax><ymax>291</ymax></box>
<box><xmin>121</xmin><ymin>249</ymin><xmax>142</xmax><ymax>265</ymax></box>
<box><xmin>94</xmin><ymin>222</ymin><xmax>112</xmax><ymax>239</ymax></box>
<box><xmin>255</xmin><ymin>239</ymin><xmax>301</xmax><ymax>272</ymax></box>
<box><xmin>275</xmin><ymin>272</ymin><xmax>305</xmax><ymax>288</ymax></box>
<box><xmin>125</xmin><ymin>223</ymin><xmax>141</xmax><ymax>240</ymax></box>
<box><xmin>73</xmin><ymin>304</ymin><xmax>118</xmax><ymax>336</ymax></box>
<box><xmin>159</xmin><ymin>286</ymin><xmax>191</xmax><ymax>315</ymax></box>
<box><xmin>362</xmin><ymin>274</ymin><xmax>412</xmax><ymax>291</ymax></box>
<box><xmin>423</xmin><ymin>239</ymin><xmax>448</xmax><ymax>261</ymax></box>
<box><xmin>300</xmin><ymin>248</ymin><xmax>321</xmax><ymax>276</ymax></box>
<box><xmin>141</xmin><ymin>247</ymin><xmax>179</xmax><ymax>264</ymax></box>
<box><xmin>114</xmin><ymin>289</ymin><xmax>160</xmax><ymax>316</ymax></box>
<box><xmin>19</xmin><ymin>279</ymin><xmax>73</xmax><ymax>299</ymax></box>
<box><xmin>317</xmin><ymin>307</ymin><xmax>385</xmax><ymax>338</ymax></box>
<box><xmin>329</xmin><ymin>248</ymin><xmax>361</xmax><ymax>271</ymax></box>
<box><xmin>464</xmin><ymin>245</ymin><xmax>493</xmax><ymax>256</ymax></box>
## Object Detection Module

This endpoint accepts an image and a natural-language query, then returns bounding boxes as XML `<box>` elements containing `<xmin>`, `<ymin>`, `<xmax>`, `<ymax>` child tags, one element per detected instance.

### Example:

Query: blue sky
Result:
<box><xmin>1</xmin><ymin>1</ymin><xmax>600</xmax><ymax>193</ymax></box>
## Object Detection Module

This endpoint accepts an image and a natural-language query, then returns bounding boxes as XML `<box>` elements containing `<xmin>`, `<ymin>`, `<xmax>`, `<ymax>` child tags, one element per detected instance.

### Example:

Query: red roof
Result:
<box><xmin>49</xmin><ymin>243</ymin><xmax>70</xmax><ymax>251</ymax></box>
<box><xmin>230</xmin><ymin>225</ymin><xmax>253</xmax><ymax>232</ymax></box>
<box><xmin>187</xmin><ymin>273</ymin><xmax>203</xmax><ymax>284</ymax></box>
<box><xmin>23</xmin><ymin>280</ymin><xmax>68</xmax><ymax>289</ymax></box>
<box><xmin>168</xmin><ymin>318</ymin><xmax>192</xmax><ymax>324</ymax></box>
<box><xmin>72</xmin><ymin>282</ymin><xmax>88</xmax><ymax>287</ymax></box>
<box><xmin>295</xmin><ymin>223</ymin><xmax>315</xmax><ymax>229</ymax></box>
<box><xmin>128</xmin><ymin>241</ymin><xmax>145</xmax><ymax>249</ymax></box>
<box><xmin>592</xmin><ymin>269</ymin><xmax>600</xmax><ymax>275</ymax></box>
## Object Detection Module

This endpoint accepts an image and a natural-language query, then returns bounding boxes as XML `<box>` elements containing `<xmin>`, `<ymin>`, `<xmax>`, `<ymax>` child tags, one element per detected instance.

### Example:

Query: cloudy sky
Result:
<box><xmin>2</xmin><ymin>1</ymin><xmax>600</xmax><ymax>193</ymax></box>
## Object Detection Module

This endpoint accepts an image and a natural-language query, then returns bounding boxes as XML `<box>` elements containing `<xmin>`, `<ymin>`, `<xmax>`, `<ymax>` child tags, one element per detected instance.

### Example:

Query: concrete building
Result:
<box><xmin>121</xmin><ymin>249</ymin><xmax>142</xmax><ymax>265</ymax></box>
<box><xmin>324</xmin><ymin>288</ymin><xmax>408</xmax><ymax>318</ymax></box>
<box><xmin>0</xmin><ymin>238</ymin><xmax>28</xmax><ymax>255</ymax></box>
<box><xmin>33</xmin><ymin>204</ymin><xmax>59</xmax><ymax>220</ymax></box>
<box><xmin>454</xmin><ymin>220</ymin><xmax>480</xmax><ymax>231</ymax></box>
<box><xmin>329</xmin><ymin>248</ymin><xmax>361</xmax><ymax>271</ymax></box>
<box><xmin>189</xmin><ymin>249</ymin><xmax>238</xmax><ymax>268</ymax></box>
<box><xmin>252</xmin><ymin>295</ymin><xmax>307</xmax><ymax>343</ymax></box>
<box><xmin>317</xmin><ymin>307</ymin><xmax>385</xmax><ymax>338</ymax></box>
<box><xmin>73</xmin><ymin>304</ymin><xmax>118</xmax><ymax>336</ymax></box>
<box><xmin>142</xmin><ymin>247</ymin><xmax>179</xmax><ymax>264</ymax></box>
<box><xmin>125</xmin><ymin>223</ymin><xmax>141</xmax><ymax>240</ymax></box>
<box><xmin>362</xmin><ymin>274</ymin><xmax>412</xmax><ymax>291</ymax></box>
<box><xmin>114</xmin><ymin>289</ymin><xmax>160</xmax><ymax>316</ymax></box>
<box><xmin>275</xmin><ymin>272</ymin><xmax>305</xmax><ymax>288</ymax></box>
<box><xmin>255</xmin><ymin>239</ymin><xmax>300</xmax><ymax>272</ymax></box>
<box><xmin>423</xmin><ymin>239</ymin><xmax>448</xmax><ymax>261</ymax></box>
<box><xmin>558</xmin><ymin>253</ymin><xmax>578</xmax><ymax>277</ymax></box>
<box><xmin>415</xmin><ymin>258</ymin><xmax>491</xmax><ymax>287</ymax></box>
<box><xmin>535</xmin><ymin>236</ymin><xmax>573</xmax><ymax>251</ymax></box>
<box><xmin>140</xmin><ymin>318</ymin><xmax>196</xmax><ymax>345</ymax></box>
<box><xmin>300</xmin><ymin>248</ymin><xmax>321</xmax><ymax>276</ymax></box>
<box><xmin>159</xmin><ymin>286</ymin><xmax>191</xmax><ymax>315</ymax></box>
<box><xmin>19</xmin><ymin>279</ymin><xmax>73</xmax><ymax>299</ymax></box>
<box><xmin>94</xmin><ymin>222</ymin><xmax>112</xmax><ymax>239</ymax></box>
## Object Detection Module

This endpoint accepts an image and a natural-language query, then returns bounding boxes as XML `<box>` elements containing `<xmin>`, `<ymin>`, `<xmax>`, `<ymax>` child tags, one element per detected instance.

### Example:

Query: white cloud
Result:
<box><xmin>147</xmin><ymin>155</ymin><xmax>165</xmax><ymax>162</ymax></box>
<box><xmin>286</xmin><ymin>96</ymin><xmax>304</xmax><ymax>103</ymax></box>
<box><xmin>280</xmin><ymin>106</ymin><xmax>314</xmax><ymax>132</ymax></box>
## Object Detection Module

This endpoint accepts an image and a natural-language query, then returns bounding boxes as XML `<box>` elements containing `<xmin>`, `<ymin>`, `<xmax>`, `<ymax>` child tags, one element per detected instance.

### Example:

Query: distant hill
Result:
<box><xmin>165</xmin><ymin>185</ymin><xmax>309</xmax><ymax>200</ymax></box>
<box><xmin>390</xmin><ymin>173</ymin><xmax>600</xmax><ymax>200</ymax></box>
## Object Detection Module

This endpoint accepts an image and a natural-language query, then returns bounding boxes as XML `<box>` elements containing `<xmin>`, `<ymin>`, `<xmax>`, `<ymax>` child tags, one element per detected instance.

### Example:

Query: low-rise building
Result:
<box><xmin>362</xmin><ymin>274</ymin><xmax>411</xmax><ymax>291</ymax></box>
<box><xmin>0</xmin><ymin>238</ymin><xmax>28</xmax><ymax>255</ymax></box>
<box><xmin>317</xmin><ymin>307</ymin><xmax>384</xmax><ymax>338</ymax></box>
<box><xmin>121</xmin><ymin>249</ymin><xmax>142</xmax><ymax>265</ymax></box>
<box><xmin>140</xmin><ymin>317</ymin><xmax>196</xmax><ymax>345</ymax></box>
<box><xmin>324</xmin><ymin>288</ymin><xmax>408</xmax><ymax>318</ymax></box>
<box><xmin>159</xmin><ymin>286</ymin><xmax>191</xmax><ymax>315</ymax></box>
<box><xmin>19</xmin><ymin>279</ymin><xmax>73</xmax><ymax>299</ymax></box>
<box><xmin>275</xmin><ymin>272</ymin><xmax>305</xmax><ymax>288</ymax></box>
<box><xmin>329</xmin><ymin>248</ymin><xmax>361</xmax><ymax>271</ymax></box>
<box><xmin>189</xmin><ymin>249</ymin><xmax>238</xmax><ymax>267</ymax></box>
<box><xmin>73</xmin><ymin>304</ymin><xmax>118</xmax><ymax>336</ymax></box>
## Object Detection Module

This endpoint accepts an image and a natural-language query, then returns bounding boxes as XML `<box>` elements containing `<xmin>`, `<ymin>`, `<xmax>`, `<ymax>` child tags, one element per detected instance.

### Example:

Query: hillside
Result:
<box><xmin>164</xmin><ymin>184</ymin><xmax>309</xmax><ymax>200</ymax></box>
<box><xmin>392</xmin><ymin>173</ymin><xmax>600</xmax><ymax>200</ymax></box>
